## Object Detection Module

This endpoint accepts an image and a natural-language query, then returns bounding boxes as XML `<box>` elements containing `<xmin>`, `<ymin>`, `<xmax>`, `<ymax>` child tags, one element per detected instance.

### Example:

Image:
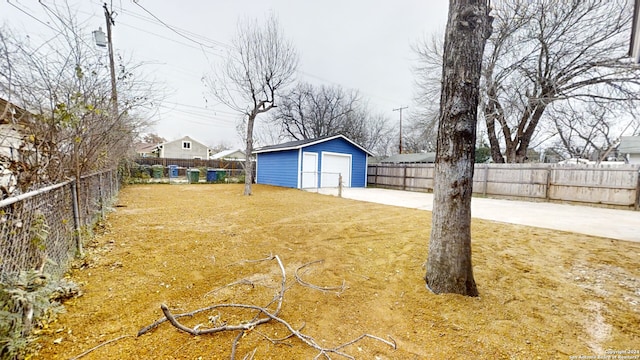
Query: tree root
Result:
<box><xmin>139</xmin><ymin>255</ymin><xmax>396</xmax><ymax>358</ymax></box>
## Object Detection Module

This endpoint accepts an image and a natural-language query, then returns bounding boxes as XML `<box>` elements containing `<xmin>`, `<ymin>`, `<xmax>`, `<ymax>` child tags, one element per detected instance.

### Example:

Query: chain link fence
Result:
<box><xmin>301</xmin><ymin>171</ymin><xmax>345</xmax><ymax>197</ymax></box>
<box><xmin>0</xmin><ymin>169</ymin><xmax>120</xmax><ymax>282</ymax></box>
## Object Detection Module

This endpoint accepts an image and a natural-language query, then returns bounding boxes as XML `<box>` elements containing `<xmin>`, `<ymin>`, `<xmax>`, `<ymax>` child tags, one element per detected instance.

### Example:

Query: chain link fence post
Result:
<box><xmin>70</xmin><ymin>179</ymin><xmax>83</xmax><ymax>257</ymax></box>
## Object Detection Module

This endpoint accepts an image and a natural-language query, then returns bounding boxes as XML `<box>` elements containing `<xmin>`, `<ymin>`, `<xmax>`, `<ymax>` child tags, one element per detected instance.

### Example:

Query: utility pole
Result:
<box><xmin>393</xmin><ymin>106</ymin><xmax>408</xmax><ymax>154</ymax></box>
<box><xmin>103</xmin><ymin>3</ymin><xmax>118</xmax><ymax>117</ymax></box>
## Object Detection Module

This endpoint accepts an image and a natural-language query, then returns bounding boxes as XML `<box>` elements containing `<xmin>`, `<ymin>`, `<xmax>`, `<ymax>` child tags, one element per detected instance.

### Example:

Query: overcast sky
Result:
<box><xmin>2</xmin><ymin>1</ymin><xmax>449</xmax><ymax>148</ymax></box>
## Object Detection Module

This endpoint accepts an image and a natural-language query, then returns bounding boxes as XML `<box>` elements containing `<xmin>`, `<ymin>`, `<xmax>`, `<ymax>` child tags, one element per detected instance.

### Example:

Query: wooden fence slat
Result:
<box><xmin>635</xmin><ymin>171</ymin><xmax>640</xmax><ymax>211</ymax></box>
<box><xmin>367</xmin><ymin>163</ymin><xmax>640</xmax><ymax>209</ymax></box>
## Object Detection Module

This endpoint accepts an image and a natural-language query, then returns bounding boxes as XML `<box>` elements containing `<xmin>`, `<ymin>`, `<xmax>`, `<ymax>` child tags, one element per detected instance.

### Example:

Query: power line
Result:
<box><xmin>88</xmin><ymin>0</ymin><xmax>232</xmax><ymax>56</ymax></box>
<box><xmin>115</xmin><ymin>21</ymin><xmax>225</xmax><ymax>58</ymax></box>
<box><xmin>132</xmin><ymin>0</ymin><xmax>231</xmax><ymax>50</ymax></box>
<box><xmin>37</xmin><ymin>0</ymin><xmax>99</xmax><ymax>53</ymax></box>
<box><xmin>71</xmin><ymin>5</ymin><xmax>225</xmax><ymax>59</ymax></box>
<box><xmin>95</xmin><ymin>0</ymin><xmax>403</xmax><ymax>106</ymax></box>
<box><xmin>155</xmin><ymin>104</ymin><xmax>239</xmax><ymax>126</ymax></box>
<box><xmin>162</xmin><ymin>100</ymin><xmax>240</xmax><ymax>116</ymax></box>
<box><xmin>115</xmin><ymin>6</ymin><xmax>231</xmax><ymax>49</ymax></box>
<box><xmin>7</xmin><ymin>1</ymin><xmax>408</xmax><ymax>121</ymax></box>
<box><xmin>156</xmin><ymin>100</ymin><xmax>241</xmax><ymax>119</ymax></box>
<box><xmin>74</xmin><ymin>6</ymin><xmax>227</xmax><ymax>64</ymax></box>
<box><xmin>6</xmin><ymin>0</ymin><xmax>59</xmax><ymax>33</ymax></box>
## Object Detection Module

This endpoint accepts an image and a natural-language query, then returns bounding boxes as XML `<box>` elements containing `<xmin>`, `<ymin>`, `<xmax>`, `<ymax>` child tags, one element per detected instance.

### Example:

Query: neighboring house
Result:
<box><xmin>135</xmin><ymin>142</ymin><xmax>159</xmax><ymax>158</ymax></box>
<box><xmin>0</xmin><ymin>98</ymin><xmax>34</xmax><ymax>197</ymax></box>
<box><xmin>557</xmin><ymin>158</ymin><xmax>594</xmax><ymax>165</ymax></box>
<box><xmin>541</xmin><ymin>148</ymin><xmax>564</xmax><ymax>163</ymax></box>
<box><xmin>155</xmin><ymin>136</ymin><xmax>211</xmax><ymax>160</ymax></box>
<box><xmin>619</xmin><ymin>136</ymin><xmax>640</xmax><ymax>164</ymax></box>
<box><xmin>379</xmin><ymin>153</ymin><xmax>436</xmax><ymax>164</ymax></box>
<box><xmin>254</xmin><ymin>134</ymin><xmax>372</xmax><ymax>189</ymax></box>
<box><xmin>210</xmin><ymin>149</ymin><xmax>246</xmax><ymax>162</ymax></box>
<box><xmin>0</xmin><ymin>98</ymin><xmax>32</xmax><ymax>161</ymax></box>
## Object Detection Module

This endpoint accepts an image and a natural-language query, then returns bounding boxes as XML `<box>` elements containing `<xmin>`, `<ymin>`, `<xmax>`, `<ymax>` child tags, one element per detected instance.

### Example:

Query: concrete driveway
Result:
<box><xmin>315</xmin><ymin>187</ymin><xmax>640</xmax><ymax>243</ymax></box>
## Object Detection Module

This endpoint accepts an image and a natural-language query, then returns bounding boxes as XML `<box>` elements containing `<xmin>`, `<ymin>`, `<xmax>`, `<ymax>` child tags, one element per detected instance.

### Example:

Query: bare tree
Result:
<box><xmin>142</xmin><ymin>133</ymin><xmax>167</xmax><ymax>145</ymax></box>
<box><xmin>403</xmin><ymin>113</ymin><xmax>438</xmax><ymax>153</ymax></box>
<box><xmin>0</xmin><ymin>4</ymin><xmax>156</xmax><ymax>191</ymax></box>
<box><xmin>207</xmin><ymin>15</ymin><xmax>298</xmax><ymax>195</ymax></box>
<box><xmin>360</xmin><ymin>111</ymin><xmax>396</xmax><ymax>156</ymax></box>
<box><xmin>425</xmin><ymin>0</ymin><xmax>492</xmax><ymax>296</ymax></box>
<box><xmin>412</xmin><ymin>0</ymin><xmax>640</xmax><ymax>163</ymax></box>
<box><xmin>270</xmin><ymin>82</ymin><xmax>393</xmax><ymax>155</ymax></box>
<box><xmin>405</xmin><ymin>34</ymin><xmax>444</xmax><ymax>153</ymax></box>
<box><xmin>482</xmin><ymin>0</ymin><xmax>640</xmax><ymax>163</ymax></box>
<box><xmin>272</xmin><ymin>82</ymin><xmax>359</xmax><ymax>139</ymax></box>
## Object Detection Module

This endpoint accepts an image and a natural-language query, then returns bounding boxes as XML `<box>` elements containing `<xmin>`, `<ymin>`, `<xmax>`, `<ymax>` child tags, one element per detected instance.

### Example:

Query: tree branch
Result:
<box><xmin>139</xmin><ymin>255</ymin><xmax>396</xmax><ymax>358</ymax></box>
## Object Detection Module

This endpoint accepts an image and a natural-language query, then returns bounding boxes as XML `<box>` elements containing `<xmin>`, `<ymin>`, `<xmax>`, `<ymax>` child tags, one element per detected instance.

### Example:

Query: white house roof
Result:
<box><xmin>619</xmin><ymin>136</ymin><xmax>640</xmax><ymax>154</ymax></box>
<box><xmin>135</xmin><ymin>142</ymin><xmax>158</xmax><ymax>154</ymax></box>
<box><xmin>253</xmin><ymin>134</ymin><xmax>373</xmax><ymax>155</ymax></box>
<box><xmin>211</xmin><ymin>149</ymin><xmax>245</xmax><ymax>160</ymax></box>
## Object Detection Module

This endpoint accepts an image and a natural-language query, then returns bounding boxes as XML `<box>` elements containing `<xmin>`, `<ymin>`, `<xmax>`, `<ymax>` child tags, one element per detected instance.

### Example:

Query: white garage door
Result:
<box><xmin>321</xmin><ymin>152</ymin><xmax>351</xmax><ymax>188</ymax></box>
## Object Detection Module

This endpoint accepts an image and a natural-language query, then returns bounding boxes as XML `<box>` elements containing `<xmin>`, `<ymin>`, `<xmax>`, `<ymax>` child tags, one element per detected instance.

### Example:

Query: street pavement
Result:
<box><xmin>314</xmin><ymin>187</ymin><xmax>640</xmax><ymax>243</ymax></box>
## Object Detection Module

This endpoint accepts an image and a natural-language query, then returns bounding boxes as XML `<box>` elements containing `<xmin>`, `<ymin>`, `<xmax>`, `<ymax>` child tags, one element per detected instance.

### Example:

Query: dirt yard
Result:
<box><xmin>36</xmin><ymin>184</ymin><xmax>640</xmax><ymax>359</ymax></box>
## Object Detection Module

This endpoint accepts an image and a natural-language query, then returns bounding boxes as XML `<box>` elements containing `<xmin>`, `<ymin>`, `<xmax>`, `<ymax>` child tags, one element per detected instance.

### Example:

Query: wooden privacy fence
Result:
<box><xmin>135</xmin><ymin>157</ymin><xmax>247</xmax><ymax>176</ymax></box>
<box><xmin>367</xmin><ymin>163</ymin><xmax>640</xmax><ymax>209</ymax></box>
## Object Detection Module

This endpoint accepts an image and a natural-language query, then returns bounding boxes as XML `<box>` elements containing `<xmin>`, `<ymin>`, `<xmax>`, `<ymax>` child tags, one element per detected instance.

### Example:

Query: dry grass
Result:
<box><xmin>36</xmin><ymin>184</ymin><xmax>640</xmax><ymax>359</ymax></box>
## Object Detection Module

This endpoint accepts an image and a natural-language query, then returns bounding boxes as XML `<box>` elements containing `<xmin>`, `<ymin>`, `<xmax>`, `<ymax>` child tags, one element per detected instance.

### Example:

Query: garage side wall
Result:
<box><xmin>304</xmin><ymin>138</ymin><xmax>368</xmax><ymax>187</ymax></box>
<box><xmin>256</xmin><ymin>149</ymin><xmax>299</xmax><ymax>188</ymax></box>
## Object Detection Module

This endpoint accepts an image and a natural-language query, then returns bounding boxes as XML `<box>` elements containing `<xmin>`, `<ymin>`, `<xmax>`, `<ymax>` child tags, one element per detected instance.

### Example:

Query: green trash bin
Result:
<box><xmin>151</xmin><ymin>165</ymin><xmax>163</xmax><ymax>179</ymax></box>
<box><xmin>188</xmin><ymin>168</ymin><xmax>200</xmax><ymax>183</ymax></box>
<box><xmin>216</xmin><ymin>169</ymin><xmax>227</xmax><ymax>182</ymax></box>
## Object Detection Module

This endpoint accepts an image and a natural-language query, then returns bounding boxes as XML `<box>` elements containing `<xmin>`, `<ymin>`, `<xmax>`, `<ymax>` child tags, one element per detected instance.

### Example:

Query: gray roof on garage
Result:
<box><xmin>253</xmin><ymin>134</ymin><xmax>373</xmax><ymax>155</ymax></box>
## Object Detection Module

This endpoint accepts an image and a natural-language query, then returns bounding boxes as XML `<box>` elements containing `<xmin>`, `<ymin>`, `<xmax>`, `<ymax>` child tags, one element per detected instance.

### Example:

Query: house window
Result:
<box><xmin>182</xmin><ymin>141</ymin><xmax>191</xmax><ymax>150</ymax></box>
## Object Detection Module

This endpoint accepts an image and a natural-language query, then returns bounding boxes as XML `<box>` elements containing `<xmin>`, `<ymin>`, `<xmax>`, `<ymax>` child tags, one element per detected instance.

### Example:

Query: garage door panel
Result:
<box><xmin>321</xmin><ymin>153</ymin><xmax>351</xmax><ymax>188</ymax></box>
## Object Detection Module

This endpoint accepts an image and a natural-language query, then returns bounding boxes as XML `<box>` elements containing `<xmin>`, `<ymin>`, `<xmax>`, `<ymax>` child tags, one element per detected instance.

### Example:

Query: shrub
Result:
<box><xmin>0</xmin><ymin>269</ymin><xmax>80</xmax><ymax>359</ymax></box>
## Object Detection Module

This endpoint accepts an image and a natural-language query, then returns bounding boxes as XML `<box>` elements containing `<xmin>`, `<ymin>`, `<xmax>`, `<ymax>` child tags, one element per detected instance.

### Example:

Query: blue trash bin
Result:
<box><xmin>206</xmin><ymin>169</ymin><xmax>217</xmax><ymax>183</ymax></box>
<box><xmin>169</xmin><ymin>165</ymin><xmax>178</xmax><ymax>178</ymax></box>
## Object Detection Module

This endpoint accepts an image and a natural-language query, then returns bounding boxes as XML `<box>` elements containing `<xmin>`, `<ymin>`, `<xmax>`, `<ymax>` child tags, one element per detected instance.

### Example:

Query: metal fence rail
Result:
<box><xmin>0</xmin><ymin>169</ymin><xmax>120</xmax><ymax>281</ymax></box>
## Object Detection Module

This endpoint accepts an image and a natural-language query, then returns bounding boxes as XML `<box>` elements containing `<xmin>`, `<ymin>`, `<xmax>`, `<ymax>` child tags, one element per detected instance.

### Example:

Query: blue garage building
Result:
<box><xmin>254</xmin><ymin>135</ymin><xmax>372</xmax><ymax>189</ymax></box>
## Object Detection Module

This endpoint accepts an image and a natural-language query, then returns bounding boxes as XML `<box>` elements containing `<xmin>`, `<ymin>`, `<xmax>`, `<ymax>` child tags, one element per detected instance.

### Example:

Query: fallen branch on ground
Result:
<box><xmin>139</xmin><ymin>255</ymin><xmax>396</xmax><ymax>359</ymax></box>
<box><xmin>204</xmin><ymin>277</ymin><xmax>267</xmax><ymax>298</ymax></box>
<box><xmin>295</xmin><ymin>259</ymin><xmax>347</xmax><ymax>295</ymax></box>
<box><xmin>70</xmin><ymin>335</ymin><xmax>133</xmax><ymax>360</ymax></box>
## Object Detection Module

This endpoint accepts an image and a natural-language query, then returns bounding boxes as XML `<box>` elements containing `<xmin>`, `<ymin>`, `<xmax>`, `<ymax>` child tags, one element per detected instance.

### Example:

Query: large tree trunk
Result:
<box><xmin>244</xmin><ymin>114</ymin><xmax>256</xmax><ymax>196</ymax></box>
<box><xmin>425</xmin><ymin>0</ymin><xmax>492</xmax><ymax>296</ymax></box>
